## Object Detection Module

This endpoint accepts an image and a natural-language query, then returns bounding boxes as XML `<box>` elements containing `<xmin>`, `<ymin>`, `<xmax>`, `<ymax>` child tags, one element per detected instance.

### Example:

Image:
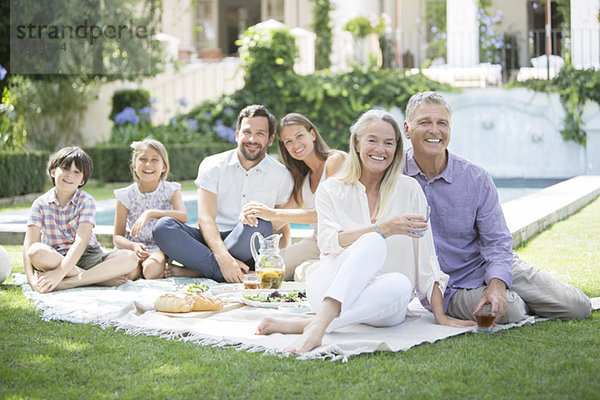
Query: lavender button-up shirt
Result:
<box><xmin>403</xmin><ymin>149</ymin><xmax>514</xmax><ymax>311</ymax></box>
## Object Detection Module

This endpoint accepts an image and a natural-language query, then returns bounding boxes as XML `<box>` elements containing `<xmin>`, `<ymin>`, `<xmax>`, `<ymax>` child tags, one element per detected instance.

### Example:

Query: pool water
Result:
<box><xmin>94</xmin><ymin>179</ymin><xmax>562</xmax><ymax>227</ymax></box>
<box><xmin>95</xmin><ymin>200</ymin><xmax>312</xmax><ymax>229</ymax></box>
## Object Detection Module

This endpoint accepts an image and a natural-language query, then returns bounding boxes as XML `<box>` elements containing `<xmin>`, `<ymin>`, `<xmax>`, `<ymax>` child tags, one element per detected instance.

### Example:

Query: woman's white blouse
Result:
<box><xmin>315</xmin><ymin>175</ymin><xmax>449</xmax><ymax>305</ymax></box>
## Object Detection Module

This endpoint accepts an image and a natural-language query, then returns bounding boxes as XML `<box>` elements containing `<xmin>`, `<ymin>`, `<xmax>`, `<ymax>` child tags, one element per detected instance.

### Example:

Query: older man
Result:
<box><xmin>402</xmin><ymin>91</ymin><xmax>591</xmax><ymax>323</ymax></box>
<box><xmin>154</xmin><ymin>105</ymin><xmax>293</xmax><ymax>283</ymax></box>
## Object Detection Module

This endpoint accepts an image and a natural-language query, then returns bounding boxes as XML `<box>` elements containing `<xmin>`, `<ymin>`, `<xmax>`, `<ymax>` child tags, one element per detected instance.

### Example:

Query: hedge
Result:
<box><xmin>84</xmin><ymin>142</ymin><xmax>236</xmax><ymax>183</ymax></box>
<box><xmin>0</xmin><ymin>150</ymin><xmax>49</xmax><ymax>198</ymax></box>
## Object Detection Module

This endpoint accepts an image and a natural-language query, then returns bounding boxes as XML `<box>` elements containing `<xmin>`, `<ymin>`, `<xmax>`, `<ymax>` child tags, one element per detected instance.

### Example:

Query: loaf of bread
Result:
<box><xmin>186</xmin><ymin>293</ymin><xmax>223</xmax><ymax>311</ymax></box>
<box><xmin>154</xmin><ymin>294</ymin><xmax>192</xmax><ymax>313</ymax></box>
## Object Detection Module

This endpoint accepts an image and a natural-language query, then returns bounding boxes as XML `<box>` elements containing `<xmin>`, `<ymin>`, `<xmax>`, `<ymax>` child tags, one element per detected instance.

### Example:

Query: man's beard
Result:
<box><xmin>239</xmin><ymin>143</ymin><xmax>266</xmax><ymax>161</ymax></box>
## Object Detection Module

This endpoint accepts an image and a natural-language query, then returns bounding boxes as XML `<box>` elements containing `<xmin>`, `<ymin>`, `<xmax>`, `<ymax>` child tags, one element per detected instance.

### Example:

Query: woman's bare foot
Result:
<box><xmin>284</xmin><ymin>321</ymin><xmax>328</xmax><ymax>354</ymax></box>
<box><xmin>256</xmin><ymin>316</ymin><xmax>312</xmax><ymax>335</ymax></box>
<box><xmin>164</xmin><ymin>262</ymin><xmax>203</xmax><ymax>278</ymax></box>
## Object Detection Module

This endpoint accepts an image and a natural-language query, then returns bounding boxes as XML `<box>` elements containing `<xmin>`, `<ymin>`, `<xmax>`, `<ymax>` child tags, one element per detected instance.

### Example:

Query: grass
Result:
<box><xmin>1</xmin><ymin>197</ymin><xmax>599</xmax><ymax>399</ymax></box>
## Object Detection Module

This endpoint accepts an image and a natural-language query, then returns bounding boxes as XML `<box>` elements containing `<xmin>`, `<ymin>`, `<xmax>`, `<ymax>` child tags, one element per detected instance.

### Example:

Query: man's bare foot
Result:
<box><xmin>164</xmin><ymin>262</ymin><xmax>203</xmax><ymax>278</ymax></box>
<box><xmin>256</xmin><ymin>316</ymin><xmax>312</xmax><ymax>335</ymax></box>
<box><xmin>284</xmin><ymin>321</ymin><xmax>328</xmax><ymax>354</ymax></box>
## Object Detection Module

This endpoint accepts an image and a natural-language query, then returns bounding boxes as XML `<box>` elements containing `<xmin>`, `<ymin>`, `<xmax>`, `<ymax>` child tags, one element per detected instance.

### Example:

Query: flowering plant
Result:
<box><xmin>343</xmin><ymin>15</ymin><xmax>386</xmax><ymax>38</ymax></box>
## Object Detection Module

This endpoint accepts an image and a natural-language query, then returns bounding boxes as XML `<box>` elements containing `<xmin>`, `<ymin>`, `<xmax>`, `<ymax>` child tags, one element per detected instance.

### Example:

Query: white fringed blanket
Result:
<box><xmin>16</xmin><ymin>274</ymin><xmax>549</xmax><ymax>362</ymax></box>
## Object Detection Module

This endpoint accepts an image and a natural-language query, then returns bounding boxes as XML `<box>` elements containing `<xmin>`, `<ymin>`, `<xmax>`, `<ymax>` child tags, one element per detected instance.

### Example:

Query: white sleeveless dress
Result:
<box><xmin>280</xmin><ymin>158</ymin><xmax>329</xmax><ymax>281</ymax></box>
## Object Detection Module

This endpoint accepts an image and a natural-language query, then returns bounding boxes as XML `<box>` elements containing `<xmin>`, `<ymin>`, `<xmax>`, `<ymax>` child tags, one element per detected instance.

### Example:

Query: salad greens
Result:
<box><xmin>244</xmin><ymin>290</ymin><xmax>307</xmax><ymax>303</ymax></box>
<box><xmin>180</xmin><ymin>283</ymin><xmax>209</xmax><ymax>294</ymax></box>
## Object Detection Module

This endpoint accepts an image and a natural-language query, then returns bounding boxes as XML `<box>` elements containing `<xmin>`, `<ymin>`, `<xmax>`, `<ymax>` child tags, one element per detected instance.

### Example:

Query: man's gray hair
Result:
<box><xmin>405</xmin><ymin>91</ymin><xmax>452</xmax><ymax>123</ymax></box>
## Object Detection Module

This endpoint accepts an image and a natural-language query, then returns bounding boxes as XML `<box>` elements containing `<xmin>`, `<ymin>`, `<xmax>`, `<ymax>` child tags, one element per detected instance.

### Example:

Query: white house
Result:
<box><xmin>80</xmin><ymin>0</ymin><xmax>599</xmax><ymax>145</ymax></box>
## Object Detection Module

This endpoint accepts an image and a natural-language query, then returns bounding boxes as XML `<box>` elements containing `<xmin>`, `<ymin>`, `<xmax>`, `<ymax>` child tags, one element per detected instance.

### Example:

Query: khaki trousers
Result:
<box><xmin>447</xmin><ymin>252</ymin><xmax>592</xmax><ymax>323</ymax></box>
<box><xmin>280</xmin><ymin>236</ymin><xmax>320</xmax><ymax>281</ymax></box>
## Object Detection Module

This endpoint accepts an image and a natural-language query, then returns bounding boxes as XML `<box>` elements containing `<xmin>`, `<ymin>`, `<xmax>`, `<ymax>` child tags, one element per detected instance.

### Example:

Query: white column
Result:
<box><xmin>571</xmin><ymin>0</ymin><xmax>600</xmax><ymax>69</ymax></box>
<box><xmin>446</xmin><ymin>0</ymin><xmax>479</xmax><ymax>66</ymax></box>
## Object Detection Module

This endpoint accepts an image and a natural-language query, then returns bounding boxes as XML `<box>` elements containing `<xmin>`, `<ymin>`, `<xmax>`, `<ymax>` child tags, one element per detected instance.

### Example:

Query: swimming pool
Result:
<box><xmin>91</xmin><ymin>179</ymin><xmax>563</xmax><ymax>227</ymax></box>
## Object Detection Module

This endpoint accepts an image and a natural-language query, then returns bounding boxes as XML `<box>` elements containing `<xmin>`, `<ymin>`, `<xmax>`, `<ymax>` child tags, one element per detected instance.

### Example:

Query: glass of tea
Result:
<box><xmin>474</xmin><ymin>304</ymin><xmax>494</xmax><ymax>333</ymax></box>
<box><xmin>243</xmin><ymin>272</ymin><xmax>261</xmax><ymax>290</ymax></box>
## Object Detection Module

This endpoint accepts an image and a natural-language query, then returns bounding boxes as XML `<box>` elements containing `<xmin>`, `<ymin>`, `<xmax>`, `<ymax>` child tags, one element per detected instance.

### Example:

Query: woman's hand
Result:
<box><xmin>131</xmin><ymin>210</ymin><xmax>153</xmax><ymax>237</ymax></box>
<box><xmin>435</xmin><ymin>314</ymin><xmax>477</xmax><ymax>328</ymax></box>
<box><xmin>132</xmin><ymin>242</ymin><xmax>150</xmax><ymax>261</ymax></box>
<box><xmin>379</xmin><ymin>213</ymin><xmax>428</xmax><ymax>238</ymax></box>
<box><xmin>239</xmin><ymin>201</ymin><xmax>275</xmax><ymax>227</ymax></box>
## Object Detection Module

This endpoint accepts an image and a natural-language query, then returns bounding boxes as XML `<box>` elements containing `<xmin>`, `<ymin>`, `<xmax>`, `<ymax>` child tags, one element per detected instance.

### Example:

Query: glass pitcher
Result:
<box><xmin>250</xmin><ymin>232</ymin><xmax>285</xmax><ymax>289</ymax></box>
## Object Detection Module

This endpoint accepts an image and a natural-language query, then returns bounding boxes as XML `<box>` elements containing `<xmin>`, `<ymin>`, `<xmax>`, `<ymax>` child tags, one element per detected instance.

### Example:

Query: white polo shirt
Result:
<box><xmin>195</xmin><ymin>149</ymin><xmax>293</xmax><ymax>231</ymax></box>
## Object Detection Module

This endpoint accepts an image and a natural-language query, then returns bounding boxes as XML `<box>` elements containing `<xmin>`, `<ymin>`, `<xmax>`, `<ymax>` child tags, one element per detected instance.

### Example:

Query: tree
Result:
<box><xmin>312</xmin><ymin>0</ymin><xmax>334</xmax><ymax>70</ymax></box>
<box><xmin>3</xmin><ymin>0</ymin><xmax>165</xmax><ymax>150</ymax></box>
<box><xmin>9</xmin><ymin>0</ymin><xmax>163</xmax><ymax>79</ymax></box>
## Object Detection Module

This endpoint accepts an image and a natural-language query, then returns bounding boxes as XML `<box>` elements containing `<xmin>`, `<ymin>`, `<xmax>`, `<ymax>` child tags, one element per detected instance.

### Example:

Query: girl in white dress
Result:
<box><xmin>257</xmin><ymin>110</ymin><xmax>474</xmax><ymax>353</ymax></box>
<box><xmin>239</xmin><ymin>113</ymin><xmax>345</xmax><ymax>280</ymax></box>
<box><xmin>113</xmin><ymin>139</ymin><xmax>187</xmax><ymax>279</ymax></box>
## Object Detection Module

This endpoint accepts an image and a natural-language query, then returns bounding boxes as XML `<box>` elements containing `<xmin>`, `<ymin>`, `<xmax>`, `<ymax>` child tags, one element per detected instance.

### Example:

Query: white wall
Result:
<box><xmin>161</xmin><ymin>0</ymin><xmax>196</xmax><ymax>51</ymax></box>
<box><xmin>492</xmin><ymin>0</ymin><xmax>528</xmax><ymax>69</ymax></box>
<box><xmin>79</xmin><ymin>59</ymin><xmax>243</xmax><ymax>146</ymax></box>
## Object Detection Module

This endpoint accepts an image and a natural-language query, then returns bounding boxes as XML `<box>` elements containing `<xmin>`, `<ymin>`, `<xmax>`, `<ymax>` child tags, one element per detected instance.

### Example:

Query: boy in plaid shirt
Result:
<box><xmin>23</xmin><ymin>147</ymin><xmax>138</xmax><ymax>293</ymax></box>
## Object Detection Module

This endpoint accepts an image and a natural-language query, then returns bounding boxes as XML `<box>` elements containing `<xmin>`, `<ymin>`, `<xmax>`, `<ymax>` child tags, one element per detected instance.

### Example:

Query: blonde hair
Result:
<box><xmin>277</xmin><ymin>113</ymin><xmax>331</xmax><ymax>206</ymax></box>
<box><xmin>130</xmin><ymin>138</ymin><xmax>170</xmax><ymax>182</ymax></box>
<box><xmin>337</xmin><ymin>109</ymin><xmax>404</xmax><ymax>220</ymax></box>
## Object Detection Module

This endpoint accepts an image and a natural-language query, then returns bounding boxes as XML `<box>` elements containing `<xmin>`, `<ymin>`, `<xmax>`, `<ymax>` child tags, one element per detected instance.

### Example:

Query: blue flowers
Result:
<box><xmin>212</xmin><ymin>119</ymin><xmax>236</xmax><ymax>143</ymax></box>
<box><xmin>223</xmin><ymin>106</ymin><xmax>235</xmax><ymax>117</ymax></box>
<box><xmin>177</xmin><ymin>97</ymin><xmax>188</xmax><ymax>108</ymax></box>
<box><xmin>114</xmin><ymin>107</ymin><xmax>140</xmax><ymax>126</ymax></box>
<box><xmin>187</xmin><ymin>118</ymin><xmax>199</xmax><ymax>131</ymax></box>
<box><xmin>0</xmin><ymin>65</ymin><xmax>6</xmax><ymax>81</ymax></box>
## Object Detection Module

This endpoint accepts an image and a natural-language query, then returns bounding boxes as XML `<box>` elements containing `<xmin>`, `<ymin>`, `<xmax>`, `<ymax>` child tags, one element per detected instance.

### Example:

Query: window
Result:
<box><xmin>264</xmin><ymin>0</ymin><xmax>284</xmax><ymax>22</ymax></box>
<box><xmin>195</xmin><ymin>0</ymin><xmax>215</xmax><ymax>51</ymax></box>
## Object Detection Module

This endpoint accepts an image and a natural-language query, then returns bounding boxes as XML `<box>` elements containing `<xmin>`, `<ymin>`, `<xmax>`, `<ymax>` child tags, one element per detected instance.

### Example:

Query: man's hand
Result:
<box><xmin>219</xmin><ymin>256</ymin><xmax>250</xmax><ymax>283</ymax></box>
<box><xmin>474</xmin><ymin>278</ymin><xmax>507</xmax><ymax>324</ymax></box>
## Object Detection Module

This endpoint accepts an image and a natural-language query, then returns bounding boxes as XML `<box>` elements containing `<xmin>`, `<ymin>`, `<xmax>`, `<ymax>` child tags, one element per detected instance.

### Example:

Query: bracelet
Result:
<box><xmin>373</xmin><ymin>223</ymin><xmax>385</xmax><ymax>239</ymax></box>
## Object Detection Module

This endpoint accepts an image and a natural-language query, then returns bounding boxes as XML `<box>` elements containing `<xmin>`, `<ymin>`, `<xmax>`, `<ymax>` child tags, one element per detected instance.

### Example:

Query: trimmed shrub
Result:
<box><xmin>85</xmin><ymin>142</ymin><xmax>236</xmax><ymax>183</ymax></box>
<box><xmin>109</xmin><ymin>89</ymin><xmax>151</xmax><ymax>123</ymax></box>
<box><xmin>0</xmin><ymin>151</ymin><xmax>48</xmax><ymax>198</ymax></box>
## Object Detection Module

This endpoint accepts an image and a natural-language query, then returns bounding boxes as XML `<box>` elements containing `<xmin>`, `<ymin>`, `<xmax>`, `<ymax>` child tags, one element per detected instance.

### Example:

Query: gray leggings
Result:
<box><xmin>153</xmin><ymin>217</ymin><xmax>273</xmax><ymax>281</ymax></box>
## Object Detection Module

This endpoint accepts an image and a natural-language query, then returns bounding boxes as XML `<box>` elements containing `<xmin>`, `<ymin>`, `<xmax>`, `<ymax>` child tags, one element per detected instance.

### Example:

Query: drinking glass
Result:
<box><xmin>474</xmin><ymin>304</ymin><xmax>494</xmax><ymax>333</ymax></box>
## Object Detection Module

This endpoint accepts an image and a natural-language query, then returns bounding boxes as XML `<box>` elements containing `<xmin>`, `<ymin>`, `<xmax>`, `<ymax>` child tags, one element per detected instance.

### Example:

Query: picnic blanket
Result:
<box><xmin>16</xmin><ymin>274</ymin><xmax>555</xmax><ymax>362</ymax></box>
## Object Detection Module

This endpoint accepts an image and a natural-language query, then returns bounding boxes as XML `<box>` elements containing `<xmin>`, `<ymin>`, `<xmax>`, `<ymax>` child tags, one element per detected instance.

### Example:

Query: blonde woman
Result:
<box><xmin>239</xmin><ymin>113</ymin><xmax>345</xmax><ymax>280</ymax></box>
<box><xmin>257</xmin><ymin>110</ymin><xmax>474</xmax><ymax>354</ymax></box>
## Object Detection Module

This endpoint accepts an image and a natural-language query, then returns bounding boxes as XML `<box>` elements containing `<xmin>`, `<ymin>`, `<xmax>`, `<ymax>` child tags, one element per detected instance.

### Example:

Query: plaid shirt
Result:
<box><xmin>27</xmin><ymin>188</ymin><xmax>101</xmax><ymax>255</ymax></box>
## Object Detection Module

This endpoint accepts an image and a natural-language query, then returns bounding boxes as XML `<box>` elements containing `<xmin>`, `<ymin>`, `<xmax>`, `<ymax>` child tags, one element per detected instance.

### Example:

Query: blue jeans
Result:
<box><xmin>153</xmin><ymin>217</ymin><xmax>273</xmax><ymax>281</ymax></box>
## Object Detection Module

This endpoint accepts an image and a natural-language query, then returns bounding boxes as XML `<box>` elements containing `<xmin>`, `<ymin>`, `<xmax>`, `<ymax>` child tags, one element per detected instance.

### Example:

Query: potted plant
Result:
<box><xmin>343</xmin><ymin>14</ymin><xmax>386</xmax><ymax>66</ymax></box>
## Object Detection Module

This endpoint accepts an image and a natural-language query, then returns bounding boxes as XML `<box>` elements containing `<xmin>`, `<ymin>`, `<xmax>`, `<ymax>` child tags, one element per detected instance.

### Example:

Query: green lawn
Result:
<box><xmin>1</xmin><ymin>197</ymin><xmax>599</xmax><ymax>399</ymax></box>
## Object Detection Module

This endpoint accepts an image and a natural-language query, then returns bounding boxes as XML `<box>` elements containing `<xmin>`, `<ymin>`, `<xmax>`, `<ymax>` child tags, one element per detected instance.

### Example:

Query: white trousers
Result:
<box><xmin>306</xmin><ymin>232</ymin><xmax>413</xmax><ymax>333</ymax></box>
